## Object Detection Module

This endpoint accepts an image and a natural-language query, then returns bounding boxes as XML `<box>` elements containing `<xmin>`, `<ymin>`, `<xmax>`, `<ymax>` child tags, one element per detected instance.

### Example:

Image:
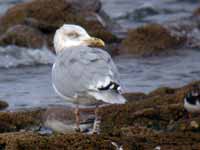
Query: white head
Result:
<box><xmin>53</xmin><ymin>24</ymin><xmax>105</xmax><ymax>53</ymax></box>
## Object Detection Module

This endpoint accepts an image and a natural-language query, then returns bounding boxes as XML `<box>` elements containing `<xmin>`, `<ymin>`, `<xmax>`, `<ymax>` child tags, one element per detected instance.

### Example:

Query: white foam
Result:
<box><xmin>0</xmin><ymin>45</ymin><xmax>55</xmax><ymax>68</ymax></box>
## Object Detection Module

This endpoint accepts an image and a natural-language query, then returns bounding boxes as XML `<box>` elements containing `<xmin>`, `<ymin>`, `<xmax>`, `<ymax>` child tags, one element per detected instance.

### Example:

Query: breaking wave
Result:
<box><xmin>0</xmin><ymin>46</ymin><xmax>55</xmax><ymax>68</ymax></box>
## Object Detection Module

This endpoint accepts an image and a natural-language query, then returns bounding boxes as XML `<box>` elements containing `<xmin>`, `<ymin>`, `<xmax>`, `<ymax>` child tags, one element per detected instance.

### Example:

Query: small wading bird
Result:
<box><xmin>184</xmin><ymin>84</ymin><xmax>200</xmax><ymax>118</ymax></box>
<box><xmin>52</xmin><ymin>24</ymin><xmax>126</xmax><ymax>133</ymax></box>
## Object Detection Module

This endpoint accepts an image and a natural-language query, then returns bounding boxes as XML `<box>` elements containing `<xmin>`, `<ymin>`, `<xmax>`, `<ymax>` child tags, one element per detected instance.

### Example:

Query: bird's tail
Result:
<box><xmin>89</xmin><ymin>91</ymin><xmax>126</xmax><ymax>104</ymax></box>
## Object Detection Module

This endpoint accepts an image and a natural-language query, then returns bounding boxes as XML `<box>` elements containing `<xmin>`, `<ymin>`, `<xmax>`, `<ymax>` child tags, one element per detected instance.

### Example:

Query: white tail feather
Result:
<box><xmin>89</xmin><ymin>91</ymin><xmax>126</xmax><ymax>104</ymax></box>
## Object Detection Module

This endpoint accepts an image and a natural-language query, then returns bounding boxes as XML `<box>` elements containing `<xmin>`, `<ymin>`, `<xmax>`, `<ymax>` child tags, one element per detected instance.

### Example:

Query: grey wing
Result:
<box><xmin>80</xmin><ymin>47</ymin><xmax>121</xmax><ymax>91</ymax></box>
<box><xmin>52</xmin><ymin>46</ymin><xmax>121</xmax><ymax>100</ymax></box>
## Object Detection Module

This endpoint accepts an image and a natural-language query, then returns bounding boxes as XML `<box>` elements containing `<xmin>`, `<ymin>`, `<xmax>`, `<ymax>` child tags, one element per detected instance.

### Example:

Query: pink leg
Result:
<box><xmin>92</xmin><ymin>105</ymin><xmax>101</xmax><ymax>134</ymax></box>
<box><xmin>95</xmin><ymin>105</ymin><xmax>99</xmax><ymax>120</ymax></box>
<box><xmin>74</xmin><ymin>104</ymin><xmax>80</xmax><ymax>132</ymax></box>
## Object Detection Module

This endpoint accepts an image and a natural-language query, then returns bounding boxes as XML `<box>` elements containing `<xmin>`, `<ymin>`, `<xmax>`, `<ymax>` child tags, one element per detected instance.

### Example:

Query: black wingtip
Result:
<box><xmin>98</xmin><ymin>81</ymin><xmax>121</xmax><ymax>93</ymax></box>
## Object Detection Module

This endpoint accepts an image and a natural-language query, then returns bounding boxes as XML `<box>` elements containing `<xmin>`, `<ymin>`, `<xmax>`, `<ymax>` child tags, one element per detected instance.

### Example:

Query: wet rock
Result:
<box><xmin>0</xmin><ymin>81</ymin><xmax>200</xmax><ymax>149</ymax></box>
<box><xmin>120</xmin><ymin>24</ymin><xmax>185</xmax><ymax>56</ymax></box>
<box><xmin>100</xmin><ymin>103</ymin><xmax>184</xmax><ymax>134</ymax></box>
<box><xmin>97</xmin><ymin>83</ymin><xmax>200</xmax><ymax>149</ymax></box>
<box><xmin>0</xmin><ymin>100</ymin><xmax>8</xmax><ymax>110</ymax></box>
<box><xmin>100</xmin><ymin>82</ymin><xmax>200</xmax><ymax>133</ymax></box>
<box><xmin>0</xmin><ymin>0</ymin><xmax>117</xmax><ymax>50</ymax></box>
<box><xmin>132</xmin><ymin>132</ymin><xmax>200</xmax><ymax>149</ymax></box>
<box><xmin>0</xmin><ymin>109</ymin><xmax>43</xmax><ymax>133</ymax></box>
<box><xmin>121</xmin><ymin>125</ymin><xmax>158</xmax><ymax>137</ymax></box>
<box><xmin>0</xmin><ymin>132</ymin><xmax>116</xmax><ymax>150</ymax></box>
<box><xmin>164</xmin><ymin>17</ymin><xmax>200</xmax><ymax>49</ymax></box>
<box><xmin>0</xmin><ymin>24</ymin><xmax>45</xmax><ymax>48</ymax></box>
<box><xmin>79</xmin><ymin>12</ymin><xmax>118</xmax><ymax>43</ymax></box>
<box><xmin>148</xmin><ymin>87</ymin><xmax>176</xmax><ymax>97</ymax></box>
<box><xmin>66</xmin><ymin>0</ymin><xmax>101</xmax><ymax>13</ymax></box>
<box><xmin>123</xmin><ymin>92</ymin><xmax>147</xmax><ymax>102</ymax></box>
<box><xmin>0</xmin><ymin>0</ymin><xmax>75</xmax><ymax>32</ymax></box>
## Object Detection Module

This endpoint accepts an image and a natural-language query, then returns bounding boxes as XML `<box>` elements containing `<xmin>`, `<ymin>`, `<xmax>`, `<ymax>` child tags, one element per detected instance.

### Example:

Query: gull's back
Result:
<box><xmin>52</xmin><ymin>46</ymin><xmax>126</xmax><ymax>105</ymax></box>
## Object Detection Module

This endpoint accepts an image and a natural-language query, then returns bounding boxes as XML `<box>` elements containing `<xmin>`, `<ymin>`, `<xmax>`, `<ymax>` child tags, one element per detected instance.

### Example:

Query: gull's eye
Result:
<box><xmin>67</xmin><ymin>32</ymin><xmax>80</xmax><ymax>38</ymax></box>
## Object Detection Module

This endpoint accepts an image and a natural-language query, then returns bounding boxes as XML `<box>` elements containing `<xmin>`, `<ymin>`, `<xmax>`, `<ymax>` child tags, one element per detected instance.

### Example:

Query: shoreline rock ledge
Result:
<box><xmin>0</xmin><ymin>0</ymin><xmax>117</xmax><ymax>51</ymax></box>
<box><xmin>0</xmin><ymin>81</ymin><xmax>199</xmax><ymax>149</ymax></box>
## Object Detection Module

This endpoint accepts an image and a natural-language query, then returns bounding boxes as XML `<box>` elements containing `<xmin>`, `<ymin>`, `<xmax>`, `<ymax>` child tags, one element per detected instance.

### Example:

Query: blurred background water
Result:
<box><xmin>0</xmin><ymin>0</ymin><xmax>200</xmax><ymax>110</ymax></box>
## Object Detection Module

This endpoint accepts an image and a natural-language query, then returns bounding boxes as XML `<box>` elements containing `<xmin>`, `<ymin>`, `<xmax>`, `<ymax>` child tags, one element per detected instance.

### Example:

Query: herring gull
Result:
<box><xmin>52</xmin><ymin>24</ymin><xmax>126</xmax><ymax>133</ymax></box>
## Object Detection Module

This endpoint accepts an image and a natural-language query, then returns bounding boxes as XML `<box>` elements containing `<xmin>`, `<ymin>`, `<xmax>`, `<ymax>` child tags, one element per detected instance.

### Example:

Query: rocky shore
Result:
<box><xmin>0</xmin><ymin>0</ymin><xmax>200</xmax><ymax>56</ymax></box>
<box><xmin>0</xmin><ymin>0</ymin><xmax>200</xmax><ymax>149</ymax></box>
<box><xmin>0</xmin><ymin>0</ymin><xmax>117</xmax><ymax>51</ymax></box>
<box><xmin>0</xmin><ymin>81</ymin><xmax>199</xmax><ymax>149</ymax></box>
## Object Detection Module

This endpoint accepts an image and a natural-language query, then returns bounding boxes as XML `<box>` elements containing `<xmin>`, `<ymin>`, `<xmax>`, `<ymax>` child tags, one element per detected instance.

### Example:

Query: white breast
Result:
<box><xmin>184</xmin><ymin>98</ymin><xmax>200</xmax><ymax>113</ymax></box>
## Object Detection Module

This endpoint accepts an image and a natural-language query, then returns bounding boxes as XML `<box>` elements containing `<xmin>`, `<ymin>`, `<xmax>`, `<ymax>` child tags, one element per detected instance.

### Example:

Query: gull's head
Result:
<box><xmin>53</xmin><ymin>24</ymin><xmax>105</xmax><ymax>53</ymax></box>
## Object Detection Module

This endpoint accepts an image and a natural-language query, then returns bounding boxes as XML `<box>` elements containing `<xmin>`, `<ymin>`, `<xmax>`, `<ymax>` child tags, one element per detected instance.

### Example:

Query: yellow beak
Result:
<box><xmin>84</xmin><ymin>37</ymin><xmax>105</xmax><ymax>48</ymax></box>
